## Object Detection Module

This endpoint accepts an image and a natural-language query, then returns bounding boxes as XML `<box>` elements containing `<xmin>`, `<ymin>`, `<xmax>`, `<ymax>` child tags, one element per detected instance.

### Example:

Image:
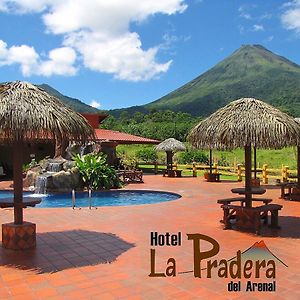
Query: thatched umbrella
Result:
<box><xmin>188</xmin><ymin>98</ymin><xmax>300</xmax><ymax>207</ymax></box>
<box><xmin>0</xmin><ymin>81</ymin><xmax>94</xmax><ymax>225</ymax></box>
<box><xmin>155</xmin><ymin>138</ymin><xmax>186</xmax><ymax>170</ymax></box>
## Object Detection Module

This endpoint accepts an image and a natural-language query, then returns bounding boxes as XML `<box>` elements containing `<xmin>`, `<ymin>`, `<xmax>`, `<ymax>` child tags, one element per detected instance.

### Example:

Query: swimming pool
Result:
<box><xmin>0</xmin><ymin>190</ymin><xmax>181</xmax><ymax>208</ymax></box>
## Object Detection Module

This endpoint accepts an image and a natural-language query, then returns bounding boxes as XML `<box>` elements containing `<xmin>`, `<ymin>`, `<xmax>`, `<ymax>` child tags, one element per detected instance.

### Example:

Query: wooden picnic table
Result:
<box><xmin>163</xmin><ymin>169</ymin><xmax>182</xmax><ymax>178</ymax></box>
<box><xmin>217</xmin><ymin>194</ymin><xmax>278</xmax><ymax>234</ymax></box>
<box><xmin>0</xmin><ymin>197</ymin><xmax>42</xmax><ymax>208</ymax></box>
<box><xmin>217</xmin><ymin>197</ymin><xmax>272</xmax><ymax>224</ymax></box>
<box><xmin>278</xmin><ymin>182</ymin><xmax>300</xmax><ymax>200</ymax></box>
<box><xmin>117</xmin><ymin>170</ymin><xmax>143</xmax><ymax>183</ymax></box>
<box><xmin>204</xmin><ymin>172</ymin><xmax>221</xmax><ymax>182</ymax></box>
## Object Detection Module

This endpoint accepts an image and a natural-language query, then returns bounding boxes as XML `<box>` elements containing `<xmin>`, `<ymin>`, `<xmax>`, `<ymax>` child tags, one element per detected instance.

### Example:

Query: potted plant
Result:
<box><xmin>204</xmin><ymin>171</ymin><xmax>209</xmax><ymax>180</ymax></box>
<box><xmin>251</xmin><ymin>178</ymin><xmax>260</xmax><ymax>186</ymax></box>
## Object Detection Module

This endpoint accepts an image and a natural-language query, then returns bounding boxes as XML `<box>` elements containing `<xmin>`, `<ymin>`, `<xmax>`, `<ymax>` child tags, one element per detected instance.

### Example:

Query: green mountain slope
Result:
<box><xmin>37</xmin><ymin>84</ymin><xmax>100</xmax><ymax>113</ymax></box>
<box><xmin>110</xmin><ymin>44</ymin><xmax>300</xmax><ymax>117</ymax></box>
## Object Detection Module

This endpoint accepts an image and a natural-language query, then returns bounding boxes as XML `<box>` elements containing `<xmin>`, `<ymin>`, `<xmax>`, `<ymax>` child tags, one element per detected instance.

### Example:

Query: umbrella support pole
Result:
<box><xmin>245</xmin><ymin>145</ymin><xmax>252</xmax><ymax>208</ymax></box>
<box><xmin>253</xmin><ymin>147</ymin><xmax>257</xmax><ymax>179</ymax></box>
<box><xmin>209</xmin><ymin>149</ymin><xmax>213</xmax><ymax>175</ymax></box>
<box><xmin>166</xmin><ymin>151</ymin><xmax>173</xmax><ymax>171</ymax></box>
<box><xmin>1</xmin><ymin>140</ymin><xmax>36</xmax><ymax>250</ymax></box>
<box><xmin>13</xmin><ymin>140</ymin><xmax>23</xmax><ymax>224</ymax></box>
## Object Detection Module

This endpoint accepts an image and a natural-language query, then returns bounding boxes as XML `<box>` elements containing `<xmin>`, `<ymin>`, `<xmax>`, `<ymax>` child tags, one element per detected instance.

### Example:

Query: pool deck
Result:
<box><xmin>0</xmin><ymin>175</ymin><xmax>299</xmax><ymax>299</ymax></box>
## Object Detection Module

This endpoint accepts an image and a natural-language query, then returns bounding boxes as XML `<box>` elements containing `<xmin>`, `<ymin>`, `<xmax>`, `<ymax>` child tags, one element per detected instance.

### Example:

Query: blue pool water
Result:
<box><xmin>0</xmin><ymin>190</ymin><xmax>181</xmax><ymax>208</ymax></box>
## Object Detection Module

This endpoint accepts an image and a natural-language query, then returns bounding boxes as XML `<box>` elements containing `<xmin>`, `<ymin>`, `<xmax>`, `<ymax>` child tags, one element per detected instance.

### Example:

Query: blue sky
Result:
<box><xmin>0</xmin><ymin>0</ymin><xmax>300</xmax><ymax>110</ymax></box>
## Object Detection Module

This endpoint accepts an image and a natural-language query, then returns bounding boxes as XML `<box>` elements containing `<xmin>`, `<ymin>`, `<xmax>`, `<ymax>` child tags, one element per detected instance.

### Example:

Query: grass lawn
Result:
<box><xmin>117</xmin><ymin>144</ymin><xmax>298</xmax><ymax>170</ymax></box>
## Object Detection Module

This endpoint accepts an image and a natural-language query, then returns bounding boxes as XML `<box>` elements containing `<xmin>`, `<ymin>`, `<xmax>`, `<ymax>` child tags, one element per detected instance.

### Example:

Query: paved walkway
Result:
<box><xmin>0</xmin><ymin>176</ymin><xmax>299</xmax><ymax>299</ymax></box>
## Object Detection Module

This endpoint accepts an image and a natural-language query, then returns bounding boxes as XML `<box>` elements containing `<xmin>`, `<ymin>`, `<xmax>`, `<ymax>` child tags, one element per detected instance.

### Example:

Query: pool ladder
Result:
<box><xmin>72</xmin><ymin>189</ymin><xmax>98</xmax><ymax>210</ymax></box>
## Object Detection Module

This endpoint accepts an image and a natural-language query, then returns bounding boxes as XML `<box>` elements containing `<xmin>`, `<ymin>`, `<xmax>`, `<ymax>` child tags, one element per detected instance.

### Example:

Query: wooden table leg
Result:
<box><xmin>270</xmin><ymin>210</ymin><xmax>280</xmax><ymax>228</ymax></box>
<box><xmin>223</xmin><ymin>207</ymin><xmax>231</xmax><ymax>229</ymax></box>
<box><xmin>280</xmin><ymin>186</ymin><xmax>285</xmax><ymax>199</ymax></box>
<box><xmin>254</xmin><ymin>212</ymin><xmax>261</xmax><ymax>235</ymax></box>
<box><xmin>288</xmin><ymin>187</ymin><xmax>292</xmax><ymax>200</ymax></box>
<box><xmin>262</xmin><ymin>211</ymin><xmax>268</xmax><ymax>225</ymax></box>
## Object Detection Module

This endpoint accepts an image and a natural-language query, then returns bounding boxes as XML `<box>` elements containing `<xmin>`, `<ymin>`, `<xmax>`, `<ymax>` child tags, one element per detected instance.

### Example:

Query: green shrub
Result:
<box><xmin>218</xmin><ymin>153</ymin><xmax>230</xmax><ymax>166</ymax></box>
<box><xmin>136</xmin><ymin>148</ymin><xmax>158</xmax><ymax>163</ymax></box>
<box><xmin>178</xmin><ymin>150</ymin><xmax>209</xmax><ymax>164</ymax></box>
<box><xmin>73</xmin><ymin>153</ymin><xmax>122</xmax><ymax>190</ymax></box>
<box><xmin>22</xmin><ymin>159</ymin><xmax>38</xmax><ymax>172</ymax></box>
<box><xmin>120</xmin><ymin>155</ymin><xmax>139</xmax><ymax>169</ymax></box>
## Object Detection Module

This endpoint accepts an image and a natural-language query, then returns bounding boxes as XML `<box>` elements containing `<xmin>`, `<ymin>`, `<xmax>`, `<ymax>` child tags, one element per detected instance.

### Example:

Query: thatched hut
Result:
<box><xmin>188</xmin><ymin>98</ymin><xmax>300</xmax><ymax>207</ymax></box>
<box><xmin>155</xmin><ymin>138</ymin><xmax>186</xmax><ymax>170</ymax></box>
<box><xmin>0</xmin><ymin>81</ymin><xmax>94</xmax><ymax>249</ymax></box>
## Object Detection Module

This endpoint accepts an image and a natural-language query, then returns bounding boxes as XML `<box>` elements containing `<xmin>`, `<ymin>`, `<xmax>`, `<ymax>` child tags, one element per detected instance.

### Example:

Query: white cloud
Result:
<box><xmin>0</xmin><ymin>0</ymin><xmax>50</xmax><ymax>13</ymax></box>
<box><xmin>266</xmin><ymin>35</ymin><xmax>274</xmax><ymax>42</ymax></box>
<box><xmin>0</xmin><ymin>0</ymin><xmax>9</xmax><ymax>11</ymax></box>
<box><xmin>39</xmin><ymin>47</ymin><xmax>77</xmax><ymax>76</ymax></box>
<box><xmin>238</xmin><ymin>5</ymin><xmax>271</xmax><ymax>22</ymax></box>
<box><xmin>281</xmin><ymin>0</ymin><xmax>300</xmax><ymax>34</ymax></box>
<box><xmin>160</xmin><ymin>33</ymin><xmax>191</xmax><ymax>53</ymax></box>
<box><xmin>0</xmin><ymin>41</ymin><xmax>39</xmax><ymax>75</ymax></box>
<box><xmin>238</xmin><ymin>25</ymin><xmax>245</xmax><ymax>34</ymax></box>
<box><xmin>281</xmin><ymin>1</ymin><xmax>296</xmax><ymax>9</ymax></box>
<box><xmin>90</xmin><ymin>100</ymin><xmax>101</xmax><ymax>109</ymax></box>
<box><xmin>64</xmin><ymin>31</ymin><xmax>172</xmax><ymax>81</ymax></box>
<box><xmin>240</xmin><ymin>12</ymin><xmax>252</xmax><ymax>20</ymax></box>
<box><xmin>252</xmin><ymin>24</ymin><xmax>264</xmax><ymax>32</ymax></box>
<box><xmin>0</xmin><ymin>0</ymin><xmax>187</xmax><ymax>81</ymax></box>
<box><xmin>238</xmin><ymin>6</ymin><xmax>252</xmax><ymax>20</ymax></box>
<box><xmin>260</xmin><ymin>13</ymin><xmax>272</xmax><ymax>20</ymax></box>
<box><xmin>0</xmin><ymin>40</ymin><xmax>77</xmax><ymax>76</ymax></box>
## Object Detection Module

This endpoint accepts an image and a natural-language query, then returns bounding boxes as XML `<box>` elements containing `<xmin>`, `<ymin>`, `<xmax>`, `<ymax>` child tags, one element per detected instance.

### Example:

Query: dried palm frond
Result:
<box><xmin>155</xmin><ymin>138</ymin><xmax>186</xmax><ymax>152</ymax></box>
<box><xmin>0</xmin><ymin>81</ymin><xmax>95</xmax><ymax>143</ymax></box>
<box><xmin>188</xmin><ymin>98</ymin><xmax>300</xmax><ymax>150</ymax></box>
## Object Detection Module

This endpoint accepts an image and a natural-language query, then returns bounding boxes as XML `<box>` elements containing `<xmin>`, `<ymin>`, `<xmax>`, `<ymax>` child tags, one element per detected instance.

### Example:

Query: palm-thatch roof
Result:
<box><xmin>188</xmin><ymin>98</ymin><xmax>300</xmax><ymax>150</ymax></box>
<box><xmin>0</xmin><ymin>81</ymin><xmax>95</xmax><ymax>142</ymax></box>
<box><xmin>155</xmin><ymin>138</ymin><xmax>186</xmax><ymax>152</ymax></box>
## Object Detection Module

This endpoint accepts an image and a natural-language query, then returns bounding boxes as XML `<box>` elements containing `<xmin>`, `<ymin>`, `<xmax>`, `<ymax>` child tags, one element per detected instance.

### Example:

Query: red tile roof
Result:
<box><xmin>95</xmin><ymin>128</ymin><xmax>160</xmax><ymax>144</ymax></box>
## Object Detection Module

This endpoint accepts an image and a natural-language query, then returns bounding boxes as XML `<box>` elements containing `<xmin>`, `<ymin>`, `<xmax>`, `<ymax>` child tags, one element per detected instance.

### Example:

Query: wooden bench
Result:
<box><xmin>163</xmin><ymin>170</ymin><xmax>174</xmax><ymax>177</ymax></box>
<box><xmin>278</xmin><ymin>182</ymin><xmax>297</xmax><ymax>200</ymax></box>
<box><xmin>217</xmin><ymin>197</ymin><xmax>272</xmax><ymax>206</ymax></box>
<box><xmin>221</xmin><ymin>203</ymin><xmax>282</xmax><ymax>234</ymax></box>
<box><xmin>205</xmin><ymin>173</ymin><xmax>221</xmax><ymax>182</ymax></box>
<box><xmin>217</xmin><ymin>197</ymin><xmax>272</xmax><ymax>224</ymax></box>
<box><xmin>175</xmin><ymin>170</ymin><xmax>182</xmax><ymax>177</ymax></box>
<box><xmin>163</xmin><ymin>170</ymin><xmax>182</xmax><ymax>177</ymax></box>
<box><xmin>117</xmin><ymin>170</ymin><xmax>143</xmax><ymax>183</ymax></box>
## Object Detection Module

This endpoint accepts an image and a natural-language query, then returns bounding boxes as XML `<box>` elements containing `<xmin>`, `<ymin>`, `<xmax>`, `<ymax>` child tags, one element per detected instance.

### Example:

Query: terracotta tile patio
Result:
<box><xmin>0</xmin><ymin>175</ymin><xmax>299</xmax><ymax>299</ymax></box>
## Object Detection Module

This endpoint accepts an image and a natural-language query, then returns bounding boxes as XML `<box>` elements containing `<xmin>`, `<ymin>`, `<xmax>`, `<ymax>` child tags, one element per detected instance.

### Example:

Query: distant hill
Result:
<box><xmin>110</xmin><ymin>44</ymin><xmax>300</xmax><ymax>117</ymax></box>
<box><xmin>37</xmin><ymin>84</ymin><xmax>100</xmax><ymax>113</ymax></box>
